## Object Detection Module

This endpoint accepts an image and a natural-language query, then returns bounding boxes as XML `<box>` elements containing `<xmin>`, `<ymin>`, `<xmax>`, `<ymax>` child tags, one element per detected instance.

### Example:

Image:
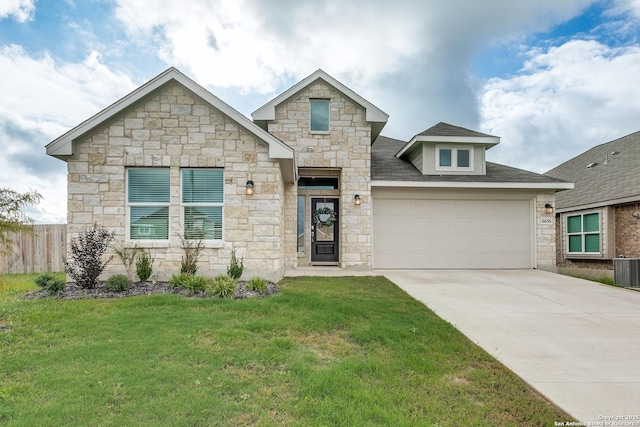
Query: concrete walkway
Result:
<box><xmin>379</xmin><ymin>269</ymin><xmax>640</xmax><ymax>424</ymax></box>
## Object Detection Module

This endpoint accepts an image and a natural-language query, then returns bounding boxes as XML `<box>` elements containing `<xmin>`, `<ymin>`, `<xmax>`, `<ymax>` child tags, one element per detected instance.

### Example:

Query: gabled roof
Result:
<box><xmin>46</xmin><ymin>67</ymin><xmax>294</xmax><ymax>163</ymax></box>
<box><xmin>545</xmin><ymin>130</ymin><xmax>640</xmax><ymax>211</ymax></box>
<box><xmin>373</xmin><ymin>135</ymin><xmax>572</xmax><ymax>190</ymax></box>
<box><xmin>251</xmin><ymin>69</ymin><xmax>389</xmax><ymax>140</ymax></box>
<box><xmin>396</xmin><ymin>122</ymin><xmax>500</xmax><ymax>159</ymax></box>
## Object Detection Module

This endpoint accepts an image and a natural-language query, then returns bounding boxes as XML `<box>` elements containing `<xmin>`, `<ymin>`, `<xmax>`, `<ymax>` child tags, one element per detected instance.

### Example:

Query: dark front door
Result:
<box><xmin>311</xmin><ymin>198</ymin><xmax>339</xmax><ymax>263</ymax></box>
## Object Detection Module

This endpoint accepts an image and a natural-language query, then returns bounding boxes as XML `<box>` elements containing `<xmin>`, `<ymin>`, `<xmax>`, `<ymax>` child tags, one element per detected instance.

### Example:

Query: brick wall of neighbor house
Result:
<box><xmin>66</xmin><ymin>83</ymin><xmax>285</xmax><ymax>281</ymax></box>
<box><xmin>615</xmin><ymin>202</ymin><xmax>640</xmax><ymax>258</ymax></box>
<box><xmin>267</xmin><ymin>81</ymin><xmax>372</xmax><ymax>270</ymax></box>
<box><xmin>536</xmin><ymin>192</ymin><xmax>557</xmax><ymax>270</ymax></box>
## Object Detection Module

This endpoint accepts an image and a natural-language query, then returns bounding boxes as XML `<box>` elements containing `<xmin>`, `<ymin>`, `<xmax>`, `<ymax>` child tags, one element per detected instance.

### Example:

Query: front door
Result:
<box><xmin>311</xmin><ymin>198</ymin><xmax>339</xmax><ymax>263</ymax></box>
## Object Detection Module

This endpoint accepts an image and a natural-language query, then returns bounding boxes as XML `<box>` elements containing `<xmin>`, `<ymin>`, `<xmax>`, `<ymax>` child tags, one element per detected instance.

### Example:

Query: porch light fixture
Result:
<box><xmin>246</xmin><ymin>180</ymin><xmax>254</xmax><ymax>195</ymax></box>
<box><xmin>354</xmin><ymin>194</ymin><xmax>361</xmax><ymax>206</ymax></box>
<box><xmin>545</xmin><ymin>203</ymin><xmax>553</xmax><ymax>214</ymax></box>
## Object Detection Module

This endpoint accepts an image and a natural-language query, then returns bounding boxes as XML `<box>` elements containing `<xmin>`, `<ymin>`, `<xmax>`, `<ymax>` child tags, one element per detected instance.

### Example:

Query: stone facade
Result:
<box><xmin>266</xmin><ymin>81</ymin><xmax>373</xmax><ymax>270</ymax></box>
<box><xmin>535</xmin><ymin>191</ymin><xmax>557</xmax><ymax>270</ymax></box>
<box><xmin>67</xmin><ymin>83</ymin><xmax>286</xmax><ymax>281</ymax></box>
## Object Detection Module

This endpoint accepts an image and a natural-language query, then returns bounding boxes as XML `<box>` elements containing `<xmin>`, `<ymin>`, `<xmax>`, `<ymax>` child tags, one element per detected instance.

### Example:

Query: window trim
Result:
<box><xmin>435</xmin><ymin>145</ymin><xmax>474</xmax><ymax>171</ymax></box>
<box><xmin>180</xmin><ymin>168</ymin><xmax>224</xmax><ymax>242</ymax></box>
<box><xmin>126</xmin><ymin>167</ymin><xmax>171</xmax><ymax>242</ymax></box>
<box><xmin>309</xmin><ymin>99</ymin><xmax>330</xmax><ymax>133</ymax></box>
<box><xmin>565</xmin><ymin>210</ymin><xmax>601</xmax><ymax>255</ymax></box>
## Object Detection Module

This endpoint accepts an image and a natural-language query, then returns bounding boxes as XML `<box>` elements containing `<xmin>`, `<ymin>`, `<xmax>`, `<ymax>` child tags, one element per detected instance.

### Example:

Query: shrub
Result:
<box><xmin>34</xmin><ymin>273</ymin><xmax>65</xmax><ymax>295</ymax></box>
<box><xmin>168</xmin><ymin>273</ymin><xmax>210</xmax><ymax>293</ymax></box>
<box><xmin>226</xmin><ymin>248</ymin><xmax>244</xmax><ymax>280</ymax></box>
<box><xmin>136</xmin><ymin>250</ymin><xmax>154</xmax><ymax>282</ymax></box>
<box><xmin>246</xmin><ymin>276</ymin><xmax>267</xmax><ymax>293</ymax></box>
<box><xmin>208</xmin><ymin>275</ymin><xmax>237</xmax><ymax>298</ymax></box>
<box><xmin>179</xmin><ymin>235</ymin><xmax>202</xmax><ymax>276</ymax></box>
<box><xmin>64</xmin><ymin>224</ymin><xmax>114</xmax><ymax>289</ymax></box>
<box><xmin>106</xmin><ymin>274</ymin><xmax>132</xmax><ymax>292</ymax></box>
<box><xmin>111</xmin><ymin>243</ymin><xmax>141</xmax><ymax>280</ymax></box>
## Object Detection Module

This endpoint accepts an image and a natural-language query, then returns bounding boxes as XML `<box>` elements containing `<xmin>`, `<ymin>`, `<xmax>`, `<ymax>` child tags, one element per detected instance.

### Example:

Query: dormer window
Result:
<box><xmin>436</xmin><ymin>146</ymin><xmax>473</xmax><ymax>171</ymax></box>
<box><xmin>310</xmin><ymin>99</ymin><xmax>329</xmax><ymax>132</ymax></box>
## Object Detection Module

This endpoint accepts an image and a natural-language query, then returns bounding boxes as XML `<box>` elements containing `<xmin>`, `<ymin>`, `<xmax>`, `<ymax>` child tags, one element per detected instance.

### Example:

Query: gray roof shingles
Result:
<box><xmin>418</xmin><ymin>122</ymin><xmax>496</xmax><ymax>138</ymax></box>
<box><xmin>372</xmin><ymin>135</ymin><xmax>568</xmax><ymax>184</ymax></box>
<box><xmin>545</xmin><ymin>130</ymin><xmax>640</xmax><ymax>209</ymax></box>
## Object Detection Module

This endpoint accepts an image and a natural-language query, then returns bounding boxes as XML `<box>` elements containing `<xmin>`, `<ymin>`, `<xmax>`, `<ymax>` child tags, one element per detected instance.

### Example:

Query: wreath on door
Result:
<box><xmin>314</xmin><ymin>206</ymin><xmax>337</xmax><ymax>227</ymax></box>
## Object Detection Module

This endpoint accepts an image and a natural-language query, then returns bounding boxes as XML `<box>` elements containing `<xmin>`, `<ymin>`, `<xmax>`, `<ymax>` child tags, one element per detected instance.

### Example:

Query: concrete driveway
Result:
<box><xmin>379</xmin><ymin>269</ymin><xmax>640</xmax><ymax>424</ymax></box>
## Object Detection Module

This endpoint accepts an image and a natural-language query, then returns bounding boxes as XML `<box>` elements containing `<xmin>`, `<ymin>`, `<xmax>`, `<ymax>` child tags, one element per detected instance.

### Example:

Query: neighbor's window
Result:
<box><xmin>437</xmin><ymin>146</ymin><xmax>473</xmax><ymax>170</ymax></box>
<box><xmin>127</xmin><ymin>168</ymin><xmax>170</xmax><ymax>240</ymax></box>
<box><xmin>567</xmin><ymin>212</ymin><xmax>600</xmax><ymax>254</ymax></box>
<box><xmin>310</xmin><ymin>99</ymin><xmax>330</xmax><ymax>132</ymax></box>
<box><xmin>182</xmin><ymin>169</ymin><xmax>224</xmax><ymax>240</ymax></box>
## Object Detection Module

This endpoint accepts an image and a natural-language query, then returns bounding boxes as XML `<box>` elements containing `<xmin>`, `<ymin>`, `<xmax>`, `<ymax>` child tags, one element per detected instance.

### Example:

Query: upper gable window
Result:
<box><xmin>436</xmin><ymin>146</ymin><xmax>473</xmax><ymax>171</ymax></box>
<box><xmin>310</xmin><ymin>99</ymin><xmax>330</xmax><ymax>132</ymax></box>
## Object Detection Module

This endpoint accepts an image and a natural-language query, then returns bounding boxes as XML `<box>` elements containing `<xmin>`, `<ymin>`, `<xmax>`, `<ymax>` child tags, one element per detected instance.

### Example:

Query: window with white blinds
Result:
<box><xmin>182</xmin><ymin>169</ymin><xmax>224</xmax><ymax>240</ymax></box>
<box><xmin>127</xmin><ymin>168</ymin><xmax>170</xmax><ymax>240</ymax></box>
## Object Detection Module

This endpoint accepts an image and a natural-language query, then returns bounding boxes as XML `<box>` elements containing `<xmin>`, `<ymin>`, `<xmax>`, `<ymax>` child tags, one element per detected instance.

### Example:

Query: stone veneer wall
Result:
<box><xmin>66</xmin><ymin>83</ymin><xmax>285</xmax><ymax>281</ymax></box>
<box><xmin>266</xmin><ymin>81</ymin><xmax>373</xmax><ymax>270</ymax></box>
<box><xmin>536</xmin><ymin>191</ymin><xmax>557</xmax><ymax>270</ymax></box>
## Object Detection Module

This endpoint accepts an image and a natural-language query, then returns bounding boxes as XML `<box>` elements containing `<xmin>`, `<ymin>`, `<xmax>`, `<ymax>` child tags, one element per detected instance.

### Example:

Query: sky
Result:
<box><xmin>2</xmin><ymin>0</ymin><xmax>640</xmax><ymax>224</ymax></box>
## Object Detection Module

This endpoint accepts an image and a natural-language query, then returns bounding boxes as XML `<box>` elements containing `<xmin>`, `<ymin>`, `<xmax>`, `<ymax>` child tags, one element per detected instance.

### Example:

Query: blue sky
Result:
<box><xmin>2</xmin><ymin>0</ymin><xmax>640</xmax><ymax>223</ymax></box>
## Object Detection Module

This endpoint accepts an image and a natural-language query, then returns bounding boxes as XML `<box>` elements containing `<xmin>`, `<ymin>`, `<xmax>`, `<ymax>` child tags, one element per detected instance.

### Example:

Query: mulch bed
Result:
<box><xmin>24</xmin><ymin>280</ymin><xmax>279</xmax><ymax>300</ymax></box>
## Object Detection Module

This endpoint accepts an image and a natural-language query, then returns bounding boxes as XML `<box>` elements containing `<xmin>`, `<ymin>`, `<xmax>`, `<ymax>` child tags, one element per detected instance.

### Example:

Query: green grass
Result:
<box><xmin>0</xmin><ymin>274</ymin><xmax>572</xmax><ymax>426</ymax></box>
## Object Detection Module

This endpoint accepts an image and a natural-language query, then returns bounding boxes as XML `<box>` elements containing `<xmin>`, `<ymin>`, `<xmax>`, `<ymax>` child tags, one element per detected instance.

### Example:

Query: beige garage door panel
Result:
<box><xmin>373</xmin><ymin>198</ymin><xmax>533</xmax><ymax>269</ymax></box>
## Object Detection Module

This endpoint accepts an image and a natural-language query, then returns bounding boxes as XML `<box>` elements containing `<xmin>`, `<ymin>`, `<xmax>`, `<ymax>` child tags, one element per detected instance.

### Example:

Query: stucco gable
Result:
<box><xmin>46</xmin><ymin>68</ymin><xmax>294</xmax><ymax>173</ymax></box>
<box><xmin>251</xmin><ymin>69</ymin><xmax>388</xmax><ymax>140</ymax></box>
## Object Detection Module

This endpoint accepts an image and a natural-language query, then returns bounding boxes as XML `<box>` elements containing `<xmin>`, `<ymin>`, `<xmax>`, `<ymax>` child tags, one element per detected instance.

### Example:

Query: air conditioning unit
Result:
<box><xmin>613</xmin><ymin>258</ymin><xmax>640</xmax><ymax>287</ymax></box>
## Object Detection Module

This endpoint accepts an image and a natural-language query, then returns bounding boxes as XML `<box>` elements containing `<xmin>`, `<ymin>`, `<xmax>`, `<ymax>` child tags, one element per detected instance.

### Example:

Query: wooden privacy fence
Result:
<box><xmin>0</xmin><ymin>224</ymin><xmax>66</xmax><ymax>274</ymax></box>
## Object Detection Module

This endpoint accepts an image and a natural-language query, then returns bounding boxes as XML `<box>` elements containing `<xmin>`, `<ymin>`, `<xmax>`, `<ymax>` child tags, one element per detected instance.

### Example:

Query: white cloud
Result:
<box><xmin>480</xmin><ymin>39</ymin><xmax>640</xmax><ymax>173</ymax></box>
<box><xmin>0</xmin><ymin>0</ymin><xmax>35</xmax><ymax>22</ymax></box>
<box><xmin>0</xmin><ymin>46</ymin><xmax>137</xmax><ymax>223</ymax></box>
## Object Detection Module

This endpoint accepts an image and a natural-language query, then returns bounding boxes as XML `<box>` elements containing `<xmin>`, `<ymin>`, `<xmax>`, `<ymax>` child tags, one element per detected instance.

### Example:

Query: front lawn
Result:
<box><xmin>0</xmin><ymin>274</ymin><xmax>571</xmax><ymax>426</ymax></box>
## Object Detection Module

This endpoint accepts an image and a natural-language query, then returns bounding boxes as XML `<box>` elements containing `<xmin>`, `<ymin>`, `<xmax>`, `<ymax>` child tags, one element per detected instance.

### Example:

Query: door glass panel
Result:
<box><xmin>297</xmin><ymin>196</ymin><xmax>305</xmax><ymax>252</ymax></box>
<box><xmin>314</xmin><ymin>202</ymin><xmax>335</xmax><ymax>242</ymax></box>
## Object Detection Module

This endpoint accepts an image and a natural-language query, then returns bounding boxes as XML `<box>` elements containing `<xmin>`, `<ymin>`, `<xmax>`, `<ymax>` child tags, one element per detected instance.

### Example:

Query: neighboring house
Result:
<box><xmin>46</xmin><ymin>67</ymin><xmax>571</xmax><ymax>281</ymax></box>
<box><xmin>545</xmin><ymin>131</ymin><xmax>640</xmax><ymax>276</ymax></box>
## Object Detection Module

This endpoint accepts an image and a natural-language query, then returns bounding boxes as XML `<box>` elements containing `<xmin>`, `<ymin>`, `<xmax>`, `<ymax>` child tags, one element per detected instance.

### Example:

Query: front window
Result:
<box><xmin>436</xmin><ymin>146</ymin><xmax>473</xmax><ymax>171</ymax></box>
<box><xmin>567</xmin><ymin>212</ymin><xmax>600</xmax><ymax>254</ymax></box>
<box><xmin>127</xmin><ymin>168</ymin><xmax>170</xmax><ymax>240</ymax></box>
<box><xmin>182</xmin><ymin>169</ymin><xmax>224</xmax><ymax>240</ymax></box>
<box><xmin>310</xmin><ymin>99</ymin><xmax>330</xmax><ymax>132</ymax></box>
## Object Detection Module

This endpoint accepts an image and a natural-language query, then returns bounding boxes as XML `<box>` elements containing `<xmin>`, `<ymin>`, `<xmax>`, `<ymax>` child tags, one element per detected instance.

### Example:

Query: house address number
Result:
<box><xmin>540</xmin><ymin>218</ymin><xmax>553</xmax><ymax>224</ymax></box>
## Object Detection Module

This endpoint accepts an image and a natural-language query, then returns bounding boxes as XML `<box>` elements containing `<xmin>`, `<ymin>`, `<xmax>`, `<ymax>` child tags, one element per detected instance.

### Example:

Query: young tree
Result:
<box><xmin>0</xmin><ymin>187</ymin><xmax>42</xmax><ymax>254</ymax></box>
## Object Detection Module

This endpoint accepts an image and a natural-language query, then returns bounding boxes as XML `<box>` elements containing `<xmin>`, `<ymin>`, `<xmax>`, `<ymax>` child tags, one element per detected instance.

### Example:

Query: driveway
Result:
<box><xmin>379</xmin><ymin>269</ymin><xmax>640</xmax><ymax>424</ymax></box>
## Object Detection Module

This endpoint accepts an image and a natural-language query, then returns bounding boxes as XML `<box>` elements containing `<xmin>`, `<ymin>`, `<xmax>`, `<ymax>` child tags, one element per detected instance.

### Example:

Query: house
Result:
<box><xmin>46</xmin><ymin>67</ymin><xmax>572</xmax><ymax>281</ymax></box>
<box><xmin>545</xmin><ymin>131</ymin><xmax>640</xmax><ymax>278</ymax></box>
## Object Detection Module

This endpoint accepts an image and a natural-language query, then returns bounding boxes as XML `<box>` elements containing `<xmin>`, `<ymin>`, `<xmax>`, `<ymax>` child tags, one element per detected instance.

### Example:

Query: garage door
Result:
<box><xmin>373</xmin><ymin>194</ymin><xmax>533</xmax><ymax>269</ymax></box>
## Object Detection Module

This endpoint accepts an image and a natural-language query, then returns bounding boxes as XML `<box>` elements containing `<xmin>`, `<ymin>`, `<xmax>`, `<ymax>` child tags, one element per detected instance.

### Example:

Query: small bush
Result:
<box><xmin>106</xmin><ymin>274</ymin><xmax>132</xmax><ymax>292</ymax></box>
<box><xmin>246</xmin><ymin>276</ymin><xmax>267</xmax><ymax>293</ymax></box>
<box><xmin>168</xmin><ymin>273</ymin><xmax>210</xmax><ymax>293</ymax></box>
<box><xmin>64</xmin><ymin>224</ymin><xmax>114</xmax><ymax>289</ymax></box>
<box><xmin>34</xmin><ymin>273</ymin><xmax>66</xmax><ymax>295</ymax></box>
<box><xmin>208</xmin><ymin>275</ymin><xmax>237</xmax><ymax>298</ymax></box>
<box><xmin>227</xmin><ymin>248</ymin><xmax>244</xmax><ymax>279</ymax></box>
<box><xmin>136</xmin><ymin>250</ymin><xmax>153</xmax><ymax>282</ymax></box>
<box><xmin>179</xmin><ymin>236</ymin><xmax>202</xmax><ymax>276</ymax></box>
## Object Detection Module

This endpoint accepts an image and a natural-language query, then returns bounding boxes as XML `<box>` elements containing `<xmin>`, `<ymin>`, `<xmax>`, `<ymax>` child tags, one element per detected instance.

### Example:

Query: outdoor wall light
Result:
<box><xmin>354</xmin><ymin>194</ymin><xmax>361</xmax><ymax>206</ymax></box>
<box><xmin>246</xmin><ymin>180</ymin><xmax>254</xmax><ymax>195</ymax></box>
<box><xmin>545</xmin><ymin>203</ymin><xmax>553</xmax><ymax>214</ymax></box>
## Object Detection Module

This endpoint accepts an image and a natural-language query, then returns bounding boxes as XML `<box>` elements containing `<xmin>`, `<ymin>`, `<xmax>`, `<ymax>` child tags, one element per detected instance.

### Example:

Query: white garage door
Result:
<box><xmin>373</xmin><ymin>193</ymin><xmax>534</xmax><ymax>269</ymax></box>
